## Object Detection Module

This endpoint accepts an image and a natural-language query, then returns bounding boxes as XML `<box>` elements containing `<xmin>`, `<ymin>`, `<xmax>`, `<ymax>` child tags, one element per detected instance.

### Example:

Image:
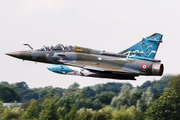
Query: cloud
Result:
<box><xmin>17</xmin><ymin>0</ymin><xmax>69</xmax><ymax>14</ymax></box>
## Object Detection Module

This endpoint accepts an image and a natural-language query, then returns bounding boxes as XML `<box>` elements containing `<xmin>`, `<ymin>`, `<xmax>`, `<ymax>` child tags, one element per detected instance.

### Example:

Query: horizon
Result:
<box><xmin>1</xmin><ymin>74</ymin><xmax>174</xmax><ymax>89</ymax></box>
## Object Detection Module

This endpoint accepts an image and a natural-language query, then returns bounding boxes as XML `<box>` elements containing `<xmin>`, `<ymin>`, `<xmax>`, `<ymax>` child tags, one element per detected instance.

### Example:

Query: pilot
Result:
<box><xmin>54</xmin><ymin>44</ymin><xmax>64</xmax><ymax>50</ymax></box>
<box><xmin>64</xmin><ymin>46</ymin><xmax>68</xmax><ymax>51</ymax></box>
<box><xmin>46</xmin><ymin>46</ymin><xmax>50</xmax><ymax>51</ymax></box>
<box><xmin>69</xmin><ymin>45</ymin><xmax>73</xmax><ymax>50</ymax></box>
<box><xmin>50</xmin><ymin>45</ymin><xmax>54</xmax><ymax>51</ymax></box>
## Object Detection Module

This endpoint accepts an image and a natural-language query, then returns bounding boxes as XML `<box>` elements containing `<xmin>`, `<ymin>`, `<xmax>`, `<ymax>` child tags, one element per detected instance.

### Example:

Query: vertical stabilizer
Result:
<box><xmin>119</xmin><ymin>33</ymin><xmax>163</xmax><ymax>59</ymax></box>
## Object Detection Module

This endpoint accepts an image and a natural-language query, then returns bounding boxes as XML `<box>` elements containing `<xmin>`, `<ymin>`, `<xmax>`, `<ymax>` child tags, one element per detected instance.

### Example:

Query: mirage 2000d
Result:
<box><xmin>6</xmin><ymin>33</ymin><xmax>164</xmax><ymax>80</ymax></box>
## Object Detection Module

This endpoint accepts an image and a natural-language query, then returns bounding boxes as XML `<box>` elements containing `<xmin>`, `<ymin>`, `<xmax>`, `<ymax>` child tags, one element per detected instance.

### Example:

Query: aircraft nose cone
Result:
<box><xmin>6</xmin><ymin>50</ymin><xmax>31</xmax><ymax>60</ymax></box>
<box><xmin>5</xmin><ymin>51</ymin><xmax>20</xmax><ymax>58</ymax></box>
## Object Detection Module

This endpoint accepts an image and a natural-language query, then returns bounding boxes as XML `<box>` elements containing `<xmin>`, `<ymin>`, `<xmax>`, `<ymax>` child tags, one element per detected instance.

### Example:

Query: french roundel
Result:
<box><xmin>142</xmin><ymin>64</ymin><xmax>147</xmax><ymax>69</ymax></box>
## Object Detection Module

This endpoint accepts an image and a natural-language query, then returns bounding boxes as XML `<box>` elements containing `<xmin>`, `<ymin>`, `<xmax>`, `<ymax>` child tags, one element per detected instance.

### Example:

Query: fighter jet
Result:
<box><xmin>6</xmin><ymin>33</ymin><xmax>164</xmax><ymax>80</ymax></box>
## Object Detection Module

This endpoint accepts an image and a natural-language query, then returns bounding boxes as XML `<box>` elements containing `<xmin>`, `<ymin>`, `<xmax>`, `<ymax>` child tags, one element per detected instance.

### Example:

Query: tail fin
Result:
<box><xmin>119</xmin><ymin>33</ymin><xmax>163</xmax><ymax>59</ymax></box>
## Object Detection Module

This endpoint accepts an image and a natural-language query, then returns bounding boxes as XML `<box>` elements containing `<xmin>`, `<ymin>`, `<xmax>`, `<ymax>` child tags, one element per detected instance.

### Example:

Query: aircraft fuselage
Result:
<box><xmin>6</xmin><ymin>33</ymin><xmax>164</xmax><ymax>80</ymax></box>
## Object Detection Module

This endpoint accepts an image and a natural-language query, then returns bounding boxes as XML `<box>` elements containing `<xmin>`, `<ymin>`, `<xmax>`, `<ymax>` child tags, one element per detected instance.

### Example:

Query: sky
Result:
<box><xmin>1</xmin><ymin>0</ymin><xmax>180</xmax><ymax>89</ymax></box>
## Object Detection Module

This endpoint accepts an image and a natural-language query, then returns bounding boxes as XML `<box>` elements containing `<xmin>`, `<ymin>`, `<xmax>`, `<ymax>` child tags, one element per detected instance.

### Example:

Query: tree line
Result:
<box><xmin>0</xmin><ymin>76</ymin><xmax>170</xmax><ymax>103</ymax></box>
<box><xmin>0</xmin><ymin>75</ymin><xmax>180</xmax><ymax>119</ymax></box>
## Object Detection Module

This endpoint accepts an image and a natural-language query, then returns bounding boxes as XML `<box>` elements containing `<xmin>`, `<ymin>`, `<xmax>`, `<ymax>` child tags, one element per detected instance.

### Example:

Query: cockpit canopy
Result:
<box><xmin>35</xmin><ymin>44</ymin><xmax>73</xmax><ymax>51</ymax></box>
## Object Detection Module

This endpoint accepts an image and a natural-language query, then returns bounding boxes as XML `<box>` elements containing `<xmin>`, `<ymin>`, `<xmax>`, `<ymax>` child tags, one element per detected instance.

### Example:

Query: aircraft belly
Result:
<box><xmin>47</xmin><ymin>64</ymin><xmax>136</xmax><ymax>80</ymax></box>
